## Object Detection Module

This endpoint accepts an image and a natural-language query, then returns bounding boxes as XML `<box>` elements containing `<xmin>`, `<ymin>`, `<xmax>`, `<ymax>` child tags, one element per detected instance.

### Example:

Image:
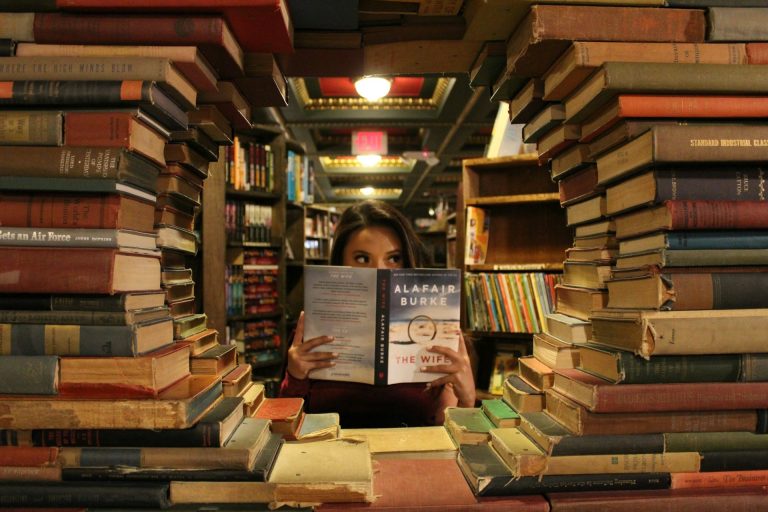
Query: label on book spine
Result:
<box><xmin>374</xmin><ymin>269</ymin><xmax>390</xmax><ymax>386</ymax></box>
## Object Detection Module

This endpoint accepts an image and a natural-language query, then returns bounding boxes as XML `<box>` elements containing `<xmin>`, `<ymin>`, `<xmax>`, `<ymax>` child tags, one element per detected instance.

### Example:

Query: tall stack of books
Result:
<box><xmin>458</xmin><ymin>3</ymin><xmax>768</xmax><ymax>507</ymax></box>
<box><xmin>0</xmin><ymin>2</ymin><xmax>300</xmax><ymax>508</ymax></box>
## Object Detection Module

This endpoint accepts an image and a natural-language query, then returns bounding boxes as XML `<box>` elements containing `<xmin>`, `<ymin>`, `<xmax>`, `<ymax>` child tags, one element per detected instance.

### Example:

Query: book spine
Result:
<box><xmin>699</xmin><ymin>450</ymin><xmax>768</xmax><ymax>472</ymax></box>
<box><xmin>553</xmin><ymin>433</ymin><xmax>665</xmax><ymax>457</ymax></box>
<box><xmin>0</xmin><ymin>110</ymin><xmax>62</xmax><ymax>145</ymax></box>
<box><xmin>668</xmin><ymin>272</ymin><xmax>768</xmax><ymax>310</ymax></box>
<box><xmin>665</xmin><ymin>230</ymin><xmax>768</xmax><ymax>249</ymax></box>
<box><xmin>654</xmin><ymin>124</ymin><xmax>768</xmax><ymax>163</ymax></box>
<box><xmin>34</xmin><ymin>14</ymin><xmax>225</xmax><ymax>46</ymax></box>
<box><xmin>1</xmin><ymin>323</ymin><xmax>137</xmax><ymax>356</ymax></box>
<box><xmin>0</xmin><ymin>227</ymin><xmax>126</xmax><ymax>248</ymax></box>
<box><xmin>671</xmin><ymin>469</ymin><xmax>768</xmax><ymax>490</ymax></box>
<box><xmin>480</xmin><ymin>472</ymin><xmax>671</xmax><ymax>496</ymax></box>
<box><xmin>28</xmin><ymin>424</ymin><xmax>217</xmax><ymax>448</ymax></box>
<box><xmin>0</xmin><ymin>446</ymin><xmax>58</xmax><ymax>466</ymax></box>
<box><xmin>655</xmin><ymin>168</ymin><xmax>768</xmax><ymax>202</ymax></box>
<box><xmin>0</xmin><ymin>146</ymin><xmax>126</xmax><ymax>179</ymax></box>
<box><xmin>0</xmin><ymin>193</ymin><xmax>121</xmax><ymax>229</ymax></box>
<box><xmin>0</xmin><ymin>465</ymin><xmax>61</xmax><ymax>481</ymax></box>
<box><xmin>618</xmin><ymin>94</ymin><xmax>768</xmax><ymax>119</ymax></box>
<box><xmin>0</xmin><ymin>356</ymin><xmax>58</xmax><ymax>395</ymax></box>
<box><xmin>708</xmin><ymin>7</ymin><xmax>768</xmax><ymax>42</ymax></box>
<box><xmin>0</xmin><ymin>482</ymin><xmax>171</xmax><ymax>508</ymax></box>
<box><xmin>0</xmin><ymin>80</ymin><xmax>154</xmax><ymax>105</ymax></box>
<box><xmin>374</xmin><ymin>269</ymin><xmax>390</xmax><ymax>386</ymax></box>
<box><xmin>589</xmin><ymin>381</ymin><xmax>768</xmax><ymax>413</ymax></box>
<box><xmin>665</xmin><ymin>200</ymin><xmax>768</xmax><ymax>229</ymax></box>
<box><xmin>533</xmin><ymin>5</ymin><xmax>706</xmax><ymax>43</ymax></box>
<box><xmin>618</xmin><ymin>352</ymin><xmax>747</xmax><ymax>384</ymax></box>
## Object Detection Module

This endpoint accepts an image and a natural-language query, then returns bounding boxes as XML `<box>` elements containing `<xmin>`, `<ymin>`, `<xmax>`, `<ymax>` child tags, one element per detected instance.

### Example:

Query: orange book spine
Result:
<box><xmin>671</xmin><ymin>470</ymin><xmax>768</xmax><ymax>490</ymax></box>
<box><xmin>665</xmin><ymin>200</ymin><xmax>768</xmax><ymax>230</ymax></box>
<box><xmin>64</xmin><ymin>111</ymin><xmax>135</xmax><ymax>146</ymax></box>
<box><xmin>618</xmin><ymin>94</ymin><xmax>768</xmax><ymax>118</ymax></box>
<box><xmin>0</xmin><ymin>446</ymin><xmax>58</xmax><ymax>466</ymax></box>
<box><xmin>746</xmin><ymin>43</ymin><xmax>768</xmax><ymax>64</ymax></box>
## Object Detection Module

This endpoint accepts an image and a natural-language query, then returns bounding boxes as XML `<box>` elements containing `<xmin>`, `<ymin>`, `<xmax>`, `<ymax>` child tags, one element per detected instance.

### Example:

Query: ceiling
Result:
<box><xmin>263</xmin><ymin>0</ymin><xmax>505</xmax><ymax>218</ymax></box>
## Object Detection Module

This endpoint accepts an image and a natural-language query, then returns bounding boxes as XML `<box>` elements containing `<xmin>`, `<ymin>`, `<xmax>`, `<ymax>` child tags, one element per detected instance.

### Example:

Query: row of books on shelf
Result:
<box><xmin>286</xmin><ymin>148</ymin><xmax>313</xmax><ymax>203</ymax></box>
<box><xmin>225</xmin><ymin>200</ymin><xmax>274</xmax><ymax>244</ymax></box>
<box><xmin>464</xmin><ymin>272</ymin><xmax>560</xmax><ymax>334</ymax></box>
<box><xmin>225</xmin><ymin>138</ymin><xmax>276</xmax><ymax>193</ymax></box>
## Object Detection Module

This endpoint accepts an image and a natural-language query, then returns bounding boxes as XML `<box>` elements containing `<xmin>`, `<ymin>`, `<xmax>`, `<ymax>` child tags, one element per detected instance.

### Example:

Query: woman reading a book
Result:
<box><xmin>279</xmin><ymin>200</ymin><xmax>476</xmax><ymax>427</ymax></box>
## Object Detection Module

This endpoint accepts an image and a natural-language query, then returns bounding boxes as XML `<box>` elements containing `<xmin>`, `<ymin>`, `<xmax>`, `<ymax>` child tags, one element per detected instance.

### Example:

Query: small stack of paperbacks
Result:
<box><xmin>0</xmin><ymin>0</ymin><xmax>335</xmax><ymax>509</ymax></box>
<box><xmin>452</xmin><ymin>1</ymin><xmax>768</xmax><ymax>509</ymax></box>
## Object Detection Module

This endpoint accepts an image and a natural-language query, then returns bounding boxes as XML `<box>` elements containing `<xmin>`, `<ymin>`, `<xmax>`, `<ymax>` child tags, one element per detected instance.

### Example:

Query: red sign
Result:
<box><xmin>352</xmin><ymin>130</ymin><xmax>387</xmax><ymax>155</ymax></box>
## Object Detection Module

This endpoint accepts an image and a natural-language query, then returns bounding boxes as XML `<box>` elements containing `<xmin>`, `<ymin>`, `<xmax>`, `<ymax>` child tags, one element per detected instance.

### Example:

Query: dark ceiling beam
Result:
<box><xmin>402</xmin><ymin>85</ymin><xmax>488</xmax><ymax>207</ymax></box>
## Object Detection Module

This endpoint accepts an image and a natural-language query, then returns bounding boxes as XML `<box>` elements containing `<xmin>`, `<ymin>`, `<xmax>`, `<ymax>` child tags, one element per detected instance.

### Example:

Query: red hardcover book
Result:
<box><xmin>0</xmin><ymin>446</ymin><xmax>59</xmax><ymax>466</ymax></box>
<box><xmin>614</xmin><ymin>200</ymin><xmax>768</xmax><ymax>240</ymax></box>
<box><xmin>546</xmin><ymin>487</ymin><xmax>768</xmax><ymax>511</ymax></box>
<box><xmin>64</xmin><ymin>111</ymin><xmax>168</xmax><ymax>167</ymax></box>
<box><xmin>558</xmin><ymin>165</ymin><xmax>601</xmax><ymax>206</ymax></box>
<box><xmin>54</xmin><ymin>0</ymin><xmax>294</xmax><ymax>54</ymax></box>
<box><xmin>553</xmin><ymin>368</ymin><xmax>768</xmax><ymax>413</ymax></box>
<box><xmin>671</xmin><ymin>469</ymin><xmax>768</xmax><ymax>490</ymax></box>
<box><xmin>0</xmin><ymin>247</ymin><xmax>161</xmax><ymax>294</ymax></box>
<box><xmin>31</xmin><ymin>13</ymin><xmax>244</xmax><ymax>78</ymax></box>
<box><xmin>252</xmin><ymin>397</ymin><xmax>304</xmax><ymax>438</ymax></box>
<box><xmin>581</xmin><ymin>94</ymin><xmax>768</xmax><ymax>143</ymax></box>
<box><xmin>747</xmin><ymin>42</ymin><xmax>768</xmax><ymax>64</ymax></box>
<box><xmin>0</xmin><ymin>192</ymin><xmax>155</xmax><ymax>233</ymax></box>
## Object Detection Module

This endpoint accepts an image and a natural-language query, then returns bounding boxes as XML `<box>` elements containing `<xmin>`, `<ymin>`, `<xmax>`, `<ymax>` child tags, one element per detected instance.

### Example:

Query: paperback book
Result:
<box><xmin>303</xmin><ymin>265</ymin><xmax>461</xmax><ymax>386</ymax></box>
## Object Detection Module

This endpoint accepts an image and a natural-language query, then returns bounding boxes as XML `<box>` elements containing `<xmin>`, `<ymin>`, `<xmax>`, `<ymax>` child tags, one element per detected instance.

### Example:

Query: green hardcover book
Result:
<box><xmin>444</xmin><ymin>407</ymin><xmax>495</xmax><ymax>446</ymax></box>
<box><xmin>665</xmin><ymin>431</ymin><xmax>768</xmax><ymax>453</ymax></box>
<box><xmin>0</xmin><ymin>110</ymin><xmax>62</xmax><ymax>145</ymax></box>
<box><xmin>0</xmin><ymin>355</ymin><xmax>59</xmax><ymax>395</ymax></box>
<box><xmin>481</xmin><ymin>399</ymin><xmax>521</xmax><ymax>428</ymax></box>
<box><xmin>520</xmin><ymin>411</ymin><xmax>664</xmax><ymax>456</ymax></box>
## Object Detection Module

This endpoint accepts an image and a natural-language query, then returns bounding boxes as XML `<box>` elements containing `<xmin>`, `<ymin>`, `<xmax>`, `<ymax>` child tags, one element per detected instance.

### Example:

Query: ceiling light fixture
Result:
<box><xmin>360</xmin><ymin>186</ymin><xmax>375</xmax><ymax>196</ymax></box>
<box><xmin>356</xmin><ymin>154</ymin><xmax>382</xmax><ymax>167</ymax></box>
<box><xmin>354</xmin><ymin>76</ymin><xmax>392</xmax><ymax>102</ymax></box>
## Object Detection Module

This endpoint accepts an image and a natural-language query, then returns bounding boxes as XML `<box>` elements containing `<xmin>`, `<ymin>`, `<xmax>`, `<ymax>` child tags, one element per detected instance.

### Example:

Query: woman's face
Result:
<box><xmin>342</xmin><ymin>225</ymin><xmax>404</xmax><ymax>269</ymax></box>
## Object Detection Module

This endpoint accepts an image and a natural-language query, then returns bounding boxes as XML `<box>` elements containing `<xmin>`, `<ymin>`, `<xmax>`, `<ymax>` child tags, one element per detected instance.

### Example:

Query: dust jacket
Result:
<box><xmin>303</xmin><ymin>265</ymin><xmax>461</xmax><ymax>385</ymax></box>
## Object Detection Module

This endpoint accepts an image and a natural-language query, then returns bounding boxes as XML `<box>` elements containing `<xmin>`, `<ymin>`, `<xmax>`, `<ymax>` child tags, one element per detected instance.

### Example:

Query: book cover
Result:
<box><xmin>303</xmin><ymin>265</ymin><xmax>461</xmax><ymax>386</ymax></box>
<box><xmin>464</xmin><ymin>206</ymin><xmax>490</xmax><ymax>265</ymax></box>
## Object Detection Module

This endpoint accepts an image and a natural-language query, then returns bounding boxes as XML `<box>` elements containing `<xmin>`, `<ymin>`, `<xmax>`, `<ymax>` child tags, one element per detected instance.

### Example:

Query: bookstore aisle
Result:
<box><xmin>2</xmin><ymin>1</ymin><xmax>768</xmax><ymax>511</ymax></box>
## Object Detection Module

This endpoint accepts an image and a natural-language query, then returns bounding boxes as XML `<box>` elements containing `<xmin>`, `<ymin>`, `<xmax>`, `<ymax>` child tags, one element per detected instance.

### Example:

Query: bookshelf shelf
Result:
<box><xmin>461</xmin><ymin>154</ymin><xmax>570</xmax><ymax>394</ymax></box>
<box><xmin>224</xmin><ymin>188</ymin><xmax>281</xmax><ymax>202</ymax></box>
<box><xmin>465</xmin><ymin>192</ymin><xmax>560</xmax><ymax>206</ymax></box>
<box><xmin>467</xmin><ymin>262</ymin><xmax>564</xmax><ymax>272</ymax></box>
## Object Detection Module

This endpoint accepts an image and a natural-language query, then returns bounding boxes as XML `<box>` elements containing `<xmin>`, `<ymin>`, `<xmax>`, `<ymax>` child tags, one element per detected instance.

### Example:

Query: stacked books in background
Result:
<box><xmin>456</xmin><ymin>3</ymin><xmax>768</xmax><ymax>508</ymax></box>
<box><xmin>0</xmin><ymin>2</ymin><xmax>316</xmax><ymax>509</ymax></box>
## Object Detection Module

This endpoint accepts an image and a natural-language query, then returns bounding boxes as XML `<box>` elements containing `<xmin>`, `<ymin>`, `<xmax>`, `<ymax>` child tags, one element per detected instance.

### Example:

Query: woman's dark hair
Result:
<box><xmin>330</xmin><ymin>200</ymin><xmax>428</xmax><ymax>268</ymax></box>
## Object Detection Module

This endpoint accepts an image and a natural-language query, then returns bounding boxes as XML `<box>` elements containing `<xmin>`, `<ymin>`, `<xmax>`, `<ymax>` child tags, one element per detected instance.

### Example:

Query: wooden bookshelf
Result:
<box><xmin>202</xmin><ymin>129</ymin><xmax>287</xmax><ymax>380</ymax></box>
<box><xmin>460</xmin><ymin>154</ymin><xmax>571</xmax><ymax>394</ymax></box>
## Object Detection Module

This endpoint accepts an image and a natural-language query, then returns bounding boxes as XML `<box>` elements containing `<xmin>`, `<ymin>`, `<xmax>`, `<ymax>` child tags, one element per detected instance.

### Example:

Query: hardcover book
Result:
<box><xmin>596</xmin><ymin>124</ymin><xmax>768</xmax><ymax>185</ymax></box>
<box><xmin>303</xmin><ymin>265</ymin><xmax>461</xmax><ymax>386</ymax></box>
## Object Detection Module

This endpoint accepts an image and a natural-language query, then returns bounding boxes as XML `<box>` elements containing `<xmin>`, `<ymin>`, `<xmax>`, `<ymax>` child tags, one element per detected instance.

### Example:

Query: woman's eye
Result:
<box><xmin>388</xmin><ymin>254</ymin><xmax>402</xmax><ymax>264</ymax></box>
<box><xmin>354</xmin><ymin>254</ymin><xmax>369</xmax><ymax>264</ymax></box>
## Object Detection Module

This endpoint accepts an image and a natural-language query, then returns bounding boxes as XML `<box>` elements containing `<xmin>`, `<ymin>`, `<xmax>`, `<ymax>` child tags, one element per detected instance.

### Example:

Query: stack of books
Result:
<box><xmin>458</xmin><ymin>3</ymin><xmax>768</xmax><ymax>508</ymax></box>
<box><xmin>0</xmin><ymin>1</ymin><xmax>296</xmax><ymax>508</ymax></box>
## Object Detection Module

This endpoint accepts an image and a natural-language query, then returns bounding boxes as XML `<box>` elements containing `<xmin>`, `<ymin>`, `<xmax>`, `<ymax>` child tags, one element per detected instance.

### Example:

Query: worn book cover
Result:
<box><xmin>304</xmin><ymin>265</ymin><xmax>461</xmax><ymax>385</ymax></box>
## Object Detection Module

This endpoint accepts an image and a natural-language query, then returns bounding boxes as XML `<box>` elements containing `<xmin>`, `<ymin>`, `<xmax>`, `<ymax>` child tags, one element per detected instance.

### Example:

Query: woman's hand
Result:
<box><xmin>422</xmin><ymin>331</ymin><xmax>476</xmax><ymax>408</ymax></box>
<box><xmin>286</xmin><ymin>311</ymin><xmax>338</xmax><ymax>380</ymax></box>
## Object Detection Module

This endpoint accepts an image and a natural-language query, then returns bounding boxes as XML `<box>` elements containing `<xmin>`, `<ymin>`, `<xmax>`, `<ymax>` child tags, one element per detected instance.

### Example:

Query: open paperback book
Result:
<box><xmin>304</xmin><ymin>265</ymin><xmax>461</xmax><ymax>385</ymax></box>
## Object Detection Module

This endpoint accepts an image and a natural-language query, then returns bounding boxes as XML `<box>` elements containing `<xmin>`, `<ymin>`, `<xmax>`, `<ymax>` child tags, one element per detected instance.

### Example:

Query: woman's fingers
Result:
<box><xmin>292</xmin><ymin>311</ymin><xmax>305</xmax><ymax>345</ymax></box>
<box><xmin>297</xmin><ymin>335</ymin><xmax>335</xmax><ymax>352</ymax></box>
